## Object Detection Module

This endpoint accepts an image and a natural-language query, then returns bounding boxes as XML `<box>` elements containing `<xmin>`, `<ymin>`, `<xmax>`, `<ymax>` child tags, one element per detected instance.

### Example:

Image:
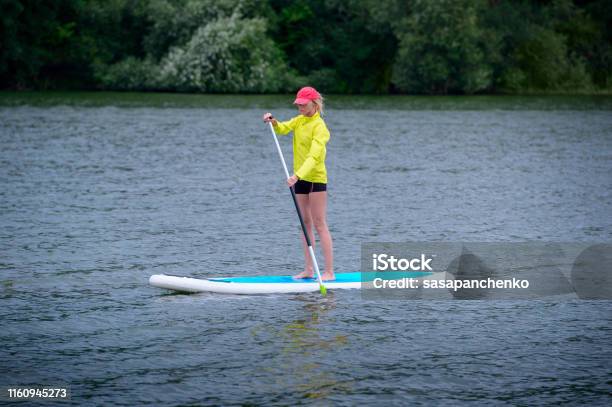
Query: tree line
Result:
<box><xmin>1</xmin><ymin>0</ymin><xmax>610</xmax><ymax>94</ymax></box>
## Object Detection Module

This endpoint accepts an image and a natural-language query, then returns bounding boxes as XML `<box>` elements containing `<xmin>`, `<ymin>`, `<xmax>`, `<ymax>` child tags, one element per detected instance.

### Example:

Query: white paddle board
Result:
<box><xmin>149</xmin><ymin>271</ymin><xmax>433</xmax><ymax>294</ymax></box>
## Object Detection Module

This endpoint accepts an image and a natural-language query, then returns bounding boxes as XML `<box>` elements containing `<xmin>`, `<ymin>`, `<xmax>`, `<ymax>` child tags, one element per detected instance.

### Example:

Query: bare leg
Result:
<box><xmin>293</xmin><ymin>193</ymin><xmax>316</xmax><ymax>279</ymax></box>
<box><xmin>309</xmin><ymin>191</ymin><xmax>334</xmax><ymax>280</ymax></box>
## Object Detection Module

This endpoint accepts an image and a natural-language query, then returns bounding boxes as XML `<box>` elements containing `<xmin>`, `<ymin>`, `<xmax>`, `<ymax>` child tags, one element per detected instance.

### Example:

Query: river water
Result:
<box><xmin>1</xmin><ymin>93</ymin><xmax>611</xmax><ymax>405</ymax></box>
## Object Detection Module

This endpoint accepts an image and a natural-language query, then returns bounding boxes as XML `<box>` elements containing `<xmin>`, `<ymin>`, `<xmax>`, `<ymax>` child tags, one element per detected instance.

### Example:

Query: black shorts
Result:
<box><xmin>294</xmin><ymin>180</ymin><xmax>327</xmax><ymax>194</ymax></box>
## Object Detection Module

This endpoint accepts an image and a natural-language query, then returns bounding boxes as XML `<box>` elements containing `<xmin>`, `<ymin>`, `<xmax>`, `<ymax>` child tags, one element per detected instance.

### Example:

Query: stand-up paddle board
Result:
<box><xmin>149</xmin><ymin>271</ymin><xmax>433</xmax><ymax>294</ymax></box>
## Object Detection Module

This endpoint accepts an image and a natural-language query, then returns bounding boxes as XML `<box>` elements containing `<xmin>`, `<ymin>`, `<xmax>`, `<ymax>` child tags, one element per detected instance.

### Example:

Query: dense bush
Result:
<box><xmin>95</xmin><ymin>57</ymin><xmax>158</xmax><ymax>91</ymax></box>
<box><xmin>156</xmin><ymin>16</ymin><xmax>296</xmax><ymax>93</ymax></box>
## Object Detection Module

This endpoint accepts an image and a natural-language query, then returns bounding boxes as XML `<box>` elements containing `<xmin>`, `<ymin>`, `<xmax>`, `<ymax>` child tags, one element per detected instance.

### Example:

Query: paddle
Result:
<box><xmin>267</xmin><ymin>121</ymin><xmax>327</xmax><ymax>295</ymax></box>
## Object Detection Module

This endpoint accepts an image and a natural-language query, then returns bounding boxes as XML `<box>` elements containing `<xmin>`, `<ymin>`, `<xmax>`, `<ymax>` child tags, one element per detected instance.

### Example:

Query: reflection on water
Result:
<box><xmin>250</xmin><ymin>294</ymin><xmax>353</xmax><ymax>400</ymax></box>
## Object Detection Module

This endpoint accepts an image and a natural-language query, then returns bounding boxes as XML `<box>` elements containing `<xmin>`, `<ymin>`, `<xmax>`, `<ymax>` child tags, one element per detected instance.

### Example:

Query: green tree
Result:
<box><xmin>80</xmin><ymin>0</ymin><xmax>150</xmax><ymax>79</ymax></box>
<box><xmin>483</xmin><ymin>0</ymin><xmax>593</xmax><ymax>92</ymax></box>
<box><xmin>155</xmin><ymin>15</ymin><xmax>295</xmax><ymax>92</ymax></box>
<box><xmin>507</xmin><ymin>24</ymin><xmax>591</xmax><ymax>91</ymax></box>
<box><xmin>268</xmin><ymin>0</ymin><xmax>397</xmax><ymax>93</ymax></box>
<box><xmin>575</xmin><ymin>0</ymin><xmax>611</xmax><ymax>88</ymax></box>
<box><xmin>140</xmin><ymin>0</ymin><xmax>261</xmax><ymax>60</ymax></box>
<box><xmin>391</xmin><ymin>0</ymin><xmax>492</xmax><ymax>94</ymax></box>
<box><xmin>0</xmin><ymin>0</ymin><xmax>89</xmax><ymax>88</ymax></box>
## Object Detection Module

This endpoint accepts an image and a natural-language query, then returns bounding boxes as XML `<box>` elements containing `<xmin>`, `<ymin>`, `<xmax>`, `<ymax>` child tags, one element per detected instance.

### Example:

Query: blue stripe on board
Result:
<box><xmin>210</xmin><ymin>271</ymin><xmax>432</xmax><ymax>284</ymax></box>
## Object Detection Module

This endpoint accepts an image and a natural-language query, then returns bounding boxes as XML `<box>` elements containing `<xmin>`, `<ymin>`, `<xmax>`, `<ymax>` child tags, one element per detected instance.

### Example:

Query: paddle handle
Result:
<box><xmin>268</xmin><ymin>121</ymin><xmax>291</xmax><ymax>179</ymax></box>
<box><xmin>267</xmin><ymin>122</ymin><xmax>325</xmax><ymax>289</ymax></box>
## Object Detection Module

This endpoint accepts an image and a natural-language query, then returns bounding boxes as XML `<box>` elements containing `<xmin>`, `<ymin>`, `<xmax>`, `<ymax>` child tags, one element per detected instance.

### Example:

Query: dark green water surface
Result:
<box><xmin>1</xmin><ymin>93</ymin><xmax>610</xmax><ymax>405</ymax></box>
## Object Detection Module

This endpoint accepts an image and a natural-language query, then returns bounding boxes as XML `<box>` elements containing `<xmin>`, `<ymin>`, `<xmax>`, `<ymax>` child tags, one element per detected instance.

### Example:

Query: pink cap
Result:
<box><xmin>293</xmin><ymin>86</ymin><xmax>321</xmax><ymax>104</ymax></box>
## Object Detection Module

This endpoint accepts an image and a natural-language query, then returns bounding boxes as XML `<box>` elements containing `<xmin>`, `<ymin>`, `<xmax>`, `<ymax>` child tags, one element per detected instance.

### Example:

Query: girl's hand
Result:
<box><xmin>287</xmin><ymin>174</ymin><xmax>299</xmax><ymax>187</ymax></box>
<box><xmin>262</xmin><ymin>112</ymin><xmax>277</xmax><ymax>125</ymax></box>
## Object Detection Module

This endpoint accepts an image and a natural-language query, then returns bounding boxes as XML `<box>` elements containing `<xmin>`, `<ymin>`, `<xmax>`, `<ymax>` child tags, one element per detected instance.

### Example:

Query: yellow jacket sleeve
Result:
<box><xmin>295</xmin><ymin>122</ymin><xmax>330</xmax><ymax>180</ymax></box>
<box><xmin>273</xmin><ymin>117</ymin><xmax>299</xmax><ymax>135</ymax></box>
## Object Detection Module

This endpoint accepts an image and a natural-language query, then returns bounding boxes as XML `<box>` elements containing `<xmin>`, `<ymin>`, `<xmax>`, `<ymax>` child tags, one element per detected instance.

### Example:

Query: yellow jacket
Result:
<box><xmin>273</xmin><ymin>112</ymin><xmax>330</xmax><ymax>183</ymax></box>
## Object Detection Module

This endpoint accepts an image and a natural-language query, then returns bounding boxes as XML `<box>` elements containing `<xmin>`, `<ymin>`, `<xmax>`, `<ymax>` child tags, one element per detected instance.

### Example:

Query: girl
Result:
<box><xmin>263</xmin><ymin>86</ymin><xmax>334</xmax><ymax>281</ymax></box>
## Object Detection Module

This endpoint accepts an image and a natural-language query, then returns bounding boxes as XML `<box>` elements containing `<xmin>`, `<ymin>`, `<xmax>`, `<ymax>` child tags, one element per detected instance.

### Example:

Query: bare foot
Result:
<box><xmin>293</xmin><ymin>269</ymin><xmax>314</xmax><ymax>279</ymax></box>
<box><xmin>321</xmin><ymin>271</ymin><xmax>335</xmax><ymax>281</ymax></box>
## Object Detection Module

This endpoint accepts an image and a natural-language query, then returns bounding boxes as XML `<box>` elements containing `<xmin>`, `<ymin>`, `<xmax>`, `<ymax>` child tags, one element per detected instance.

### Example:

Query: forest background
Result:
<box><xmin>1</xmin><ymin>0</ymin><xmax>610</xmax><ymax>94</ymax></box>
